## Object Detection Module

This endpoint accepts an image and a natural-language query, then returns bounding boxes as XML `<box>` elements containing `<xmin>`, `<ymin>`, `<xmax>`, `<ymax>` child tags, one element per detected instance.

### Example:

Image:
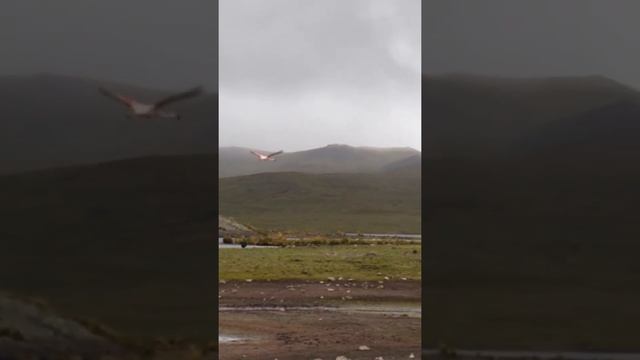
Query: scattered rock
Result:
<box><xmin>409</xmin><ymin>353</ymin><xmax>415</xmax><ymax>359</ymax></box>
<box><xmin>358</xmin><ymin>345</ymin><xmax>370</xmax><ymax>351</ymax></box>
<box><xmin>327</xmin><ymin>277</ymin><xmax>336</xmax><ymax>281</ymax></box>
<box><xmin>336</xmin><ymin>356</ymin><xmax>350</xmax><ymax>360</ymax></box>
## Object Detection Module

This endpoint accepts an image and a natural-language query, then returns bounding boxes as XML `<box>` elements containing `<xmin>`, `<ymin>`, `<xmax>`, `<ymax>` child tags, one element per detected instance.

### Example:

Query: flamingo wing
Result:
<box><xmin>154</xmin><ymin>86</ymin><xmax>204</xmax><ymax>109</ymax></box>
<box><xmin>250</xmin><ymin>150</ymin><xmax>265</xmax><ymax>159</ymax></box>
<box><xmin>267</xmin><ymin>150</ymin><xmax>283</xmax><ymax>158</ymax></box>
<box><xmin>98</xmin><ymin>87</ymin><xmax>134</xmax><ymax>107</ymax></box>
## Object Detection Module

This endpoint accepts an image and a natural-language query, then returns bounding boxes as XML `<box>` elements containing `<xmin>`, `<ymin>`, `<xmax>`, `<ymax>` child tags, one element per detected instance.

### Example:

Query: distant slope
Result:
<box><xmin>0</xmin><ymin>74</ymin><xmax>217</xmax><ymax>174</ymax></box>
<box><xmin>219</xmin><ymin>144</ymin><xmax>419</xmax><ymax>178</ymax></box>
<box><xmin>381</xmin><ymin>153</ymin><xmax>421</xmax><ymax>177</ymax></box>
<box><xmin>422</xmin><ymin>73</ymin><xmax>639</xmax><ymax>157</ymax></box>
<box><xmin>515</xmin><ymin>100</ymin><xmax>640</xmax><ymax>158</ymax></box>
<box><xmin>0</xmin><ymin>155</ymin><xmax>217</xmax><ymax>340</ymax></box>
<box><xmin>219</xmin><ymin>170</ymin><xmax>420</xmax><ymax>233</ymax></box>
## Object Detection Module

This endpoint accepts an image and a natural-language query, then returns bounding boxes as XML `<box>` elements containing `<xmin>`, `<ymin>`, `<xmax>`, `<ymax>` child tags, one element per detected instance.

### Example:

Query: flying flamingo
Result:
<box><xmin>250</xmin><ymin>150</ymin><xmax>283</xmax><ymax>161</ymax></box>
<box><xmin>98</xmin><ymin>86</ymin><xmax>203</xmax><ymax>120</ymax></box>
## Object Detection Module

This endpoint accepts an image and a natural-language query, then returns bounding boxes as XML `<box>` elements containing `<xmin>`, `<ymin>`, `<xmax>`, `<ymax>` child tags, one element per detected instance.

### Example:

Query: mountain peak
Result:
<box><xmin>424</xmin><ymin>73</ymin><xmax>632</xmax><ymax>91</ymax></box>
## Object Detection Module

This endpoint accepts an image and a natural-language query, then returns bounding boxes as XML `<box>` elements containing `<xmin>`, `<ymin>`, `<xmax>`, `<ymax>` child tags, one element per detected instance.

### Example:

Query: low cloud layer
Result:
<box><xmin>219</xmin><ymin>0</ymin><xmax>421</xmax><ymax>151</ymax></box>
<box><xmin>1</xmin><ymin>0</ymin><xmax>217</xmax><ymax>91</ymax></box>
<box><xmin>423</xmin><ymin>0</ymin><xmax>640</xmax><ymax>89</ymax></box>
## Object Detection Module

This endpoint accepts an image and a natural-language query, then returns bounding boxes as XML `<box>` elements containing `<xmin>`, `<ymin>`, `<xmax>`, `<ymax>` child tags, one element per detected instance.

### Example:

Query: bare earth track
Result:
<box><xmin>219</xmin><ymin>280</ymin><xmax>421</xmax><ymax>360</ymax></box>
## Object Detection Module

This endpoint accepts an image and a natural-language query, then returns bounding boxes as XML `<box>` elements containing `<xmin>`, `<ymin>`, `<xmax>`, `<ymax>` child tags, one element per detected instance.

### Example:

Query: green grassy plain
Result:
<box><xmin>219</xmin><ymin>244</ymin><xmax>421</xmax><ymax>281</ymax></box>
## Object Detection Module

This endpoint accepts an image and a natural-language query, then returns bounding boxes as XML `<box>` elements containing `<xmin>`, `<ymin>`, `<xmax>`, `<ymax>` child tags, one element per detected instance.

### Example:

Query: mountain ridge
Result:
<box><xmin>219</xmin><ymin>144</ymin><xmax>420</xmax><ymax>178</ymax></box>
<box><xmin>422</xmin><ymin>72</ymin><xmax>640</xmax><ymax>158</ymax></box>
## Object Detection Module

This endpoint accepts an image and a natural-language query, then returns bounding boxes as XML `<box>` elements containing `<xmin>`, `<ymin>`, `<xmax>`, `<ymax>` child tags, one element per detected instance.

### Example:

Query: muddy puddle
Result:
<box><xmin>218</xmin><ymin>334</ymin><xmax>262</xmax><ymax>344</ymax></box>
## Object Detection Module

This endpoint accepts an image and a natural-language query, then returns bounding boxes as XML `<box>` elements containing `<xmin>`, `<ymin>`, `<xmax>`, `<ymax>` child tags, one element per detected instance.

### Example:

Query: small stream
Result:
<box><xmin>219</xmin><ymin>304</ymin><xmax>421</xmax><ymax>318</ymax></box>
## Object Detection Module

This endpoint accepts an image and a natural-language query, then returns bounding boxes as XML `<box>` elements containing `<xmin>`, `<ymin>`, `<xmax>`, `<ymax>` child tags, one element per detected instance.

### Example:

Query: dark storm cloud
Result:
<box><xmin>423</xmin><ymin>0</ymin><xmax>640</xmax><ymax>88</ymax></box>
<box><xmin>0</xmin><ymin>0</ymin><xmax>217</xmax><ymax>90</ymax></box>
<box><xmin>219</xmin><ymin>0</ymin><xmax>421</xmax><ymax>151</ymax></box>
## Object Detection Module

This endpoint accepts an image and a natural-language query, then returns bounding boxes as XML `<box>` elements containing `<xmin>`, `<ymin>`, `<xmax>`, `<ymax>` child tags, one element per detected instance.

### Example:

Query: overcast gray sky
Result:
<box><xmin>219</xmin><ymin>0</ymin><xmax>421</xmax><ymax>152</ymax></box>
<box><xmin>0</xmin><ymin>0</ymin><xmax>217</xmax><ymax>91</ymax></box>
<box><xmin>423</xmin><ymin>0</ymin><xmax>640</xmax><ymax>90</ymax></box>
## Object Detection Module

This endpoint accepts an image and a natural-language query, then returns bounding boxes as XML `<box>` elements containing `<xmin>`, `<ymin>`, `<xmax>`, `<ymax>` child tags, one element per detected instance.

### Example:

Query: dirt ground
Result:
<box><xmin>219</xmin><ymin>280</ymin><xmax>421</xmax><ymax>360</ymax></box>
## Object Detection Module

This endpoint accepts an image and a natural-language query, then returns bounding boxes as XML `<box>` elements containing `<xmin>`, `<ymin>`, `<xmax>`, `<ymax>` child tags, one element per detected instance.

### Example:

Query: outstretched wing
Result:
<box><xmin>98</xmin><ymin>87</ymin><xmax>133</xmax><ymax>107</ymax></box>
<box><xmin>267</xmin><ymin>150</ymin><xmax>283</xmax><ymax>158</ymax></box>
<box><xmin>250</xmin><ymin>150</ymin><xmax>265</xmax><ymax>159</ymax></box>
<box><xmin>154</xmin><ymin>86</ymin><xmax>204</xmax><ymax>108</ymax></box>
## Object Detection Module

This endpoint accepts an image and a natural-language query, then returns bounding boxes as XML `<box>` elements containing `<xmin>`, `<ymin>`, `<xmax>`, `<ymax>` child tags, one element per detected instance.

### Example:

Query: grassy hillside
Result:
<box><xmin>0</xmin><ymin>74</ymin><xmax>217</xmax><ymax>174</ymax></box>
<box><xmin>219</xmin><ymin>144</ymin><xmax>419</xmax><ymax>178</ymax></box>
<box><xmin>423</xmin><ymin>74</ymin><xmax>640</xmax><ymax>350</ymax></box>
<box><xmin>219</xmin><ymin>167</ymin><xmax>421</xmax><ymax>234</ymax></box>
<box><xmin>424</xmin><ymin>156</ymin><xmax>640</xmax><ymax>350</ymax></box>
<box><xmin>0</xmin><ymin>154</ymin><xmax>217</xmax><ymax>341</ymax></box>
